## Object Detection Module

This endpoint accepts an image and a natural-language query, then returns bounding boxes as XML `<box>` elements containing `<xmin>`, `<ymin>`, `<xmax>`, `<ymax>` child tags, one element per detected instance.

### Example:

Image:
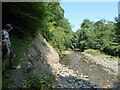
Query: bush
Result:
<box><xmin>84</xmin><ymin>49</ymin><xmax>101</xmax><ymax>56</ymax></box>
<box><xmin>101</xmin><ymin>45</ymin><xmax>120</xmax><ymax>57</ymax></box>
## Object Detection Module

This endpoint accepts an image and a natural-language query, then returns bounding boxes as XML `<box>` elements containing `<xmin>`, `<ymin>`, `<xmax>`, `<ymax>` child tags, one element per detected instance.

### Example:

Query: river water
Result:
<box><xmin>59</xmin><ymin>51</ymin><xmax>118</xmax><ymax>88</ymax></box>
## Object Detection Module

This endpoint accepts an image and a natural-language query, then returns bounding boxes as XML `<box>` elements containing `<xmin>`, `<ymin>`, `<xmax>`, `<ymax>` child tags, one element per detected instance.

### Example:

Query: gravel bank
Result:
<box><xmin>81</xmin><ymin>52</ymin><xmax>119</xmax><ymax>76</ymax></box>
<box><xmin>48</xmin><ymin>61</ymin><xmax>94</xmax><ymax>88</ymax></box>
<box><xmin>48</xmin><ymin>51</ymin><xmax>119</xmax><ymax>88</ymax></box>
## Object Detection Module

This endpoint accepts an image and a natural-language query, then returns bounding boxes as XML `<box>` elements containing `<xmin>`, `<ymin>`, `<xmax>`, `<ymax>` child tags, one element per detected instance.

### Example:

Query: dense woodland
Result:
<box><xmin>2</xmin><ymin>2</ymin><xmax>120</xmax><ymax>57</ymax></box>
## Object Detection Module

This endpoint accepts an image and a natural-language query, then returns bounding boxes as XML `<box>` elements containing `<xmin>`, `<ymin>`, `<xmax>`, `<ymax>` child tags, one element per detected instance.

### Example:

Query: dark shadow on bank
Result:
<box><xmin>53</xmin><ymin>75</ymin><xmax>102</xmax><ymax>89</ymax></box>
<box><xmin>53</xmin><ymin>75</ymin><xmax>120</xmax><ymax>90</ymax></box>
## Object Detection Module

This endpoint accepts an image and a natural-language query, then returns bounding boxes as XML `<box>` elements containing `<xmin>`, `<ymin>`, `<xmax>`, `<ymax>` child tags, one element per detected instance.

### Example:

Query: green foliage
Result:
<box><xmin>114</xmin><ymin>15</ymin><xmax>120</xmax><ymax>43</ymax></box>
<box><xmin>2</xmin><ymin>2</ymin><xmax>48</xmax><ymax>38</ymax></box>
<box><xmin>2</xmin><ymin>2</ymin><xmax>119</xmax><ymax>57</ymax></box>
<box><xmin>84</xmin><ymin>49</ymin><xmax>101</xmax><ymax>56</ymax></box>
<box><xmin>43</xmin><ymin>2</ymin><xmax>74</xmax><ymax>52</ymax></box>
<box><xmin>76</xmin><ymin>19</ymin><xmax>119</xmax><ymax>57</ymax></box>
<box><xmin>81</xmin><ymin>19</ymin><xmax>94</xmax><ymax>29</ymax></box>
<box><xmin>2</xmin><ymin>2</ymin><xmax>75</xmax><ymax>56</ymax></box>
<box><xmin>84</xmin><ymin>49</ymin><xmax>119</xmax><ymax>60</ymax></box>
<box><xmin>18</xmin><ymin>74</ymin><xmax>56</xmax><ymax>89</ymax></box>
<box><xmin>101</xmin><ymin>45</ymin><xmax>120</xmax><ymax>56</ymax></box>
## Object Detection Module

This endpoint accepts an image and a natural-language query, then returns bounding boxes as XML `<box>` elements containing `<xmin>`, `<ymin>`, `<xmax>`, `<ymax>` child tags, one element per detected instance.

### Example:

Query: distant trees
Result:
<box><xmin>115</xmin><ymin>15</ymin><xmax>120</xmax><ymax>43</ymax></box>
<box><xmin>76</xmin><ymin>18</ymin><xmax>119</xmax><ymax>57</ymax></box>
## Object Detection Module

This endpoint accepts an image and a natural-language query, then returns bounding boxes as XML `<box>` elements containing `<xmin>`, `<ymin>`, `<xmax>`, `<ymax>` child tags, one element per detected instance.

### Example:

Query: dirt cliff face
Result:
<box><xmin>25</xmin><ymin>34</ymin><xmax>60</xmax><ymax>75</ymax></box>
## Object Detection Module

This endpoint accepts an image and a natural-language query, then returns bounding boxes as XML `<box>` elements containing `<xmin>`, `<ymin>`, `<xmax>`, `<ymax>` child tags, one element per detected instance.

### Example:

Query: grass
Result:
<box><xmin>84</xmin><ymin>49</ymin><xmax>101</xmax><ymax>56</ymax></box>
<box><xmin>17</xmin><ymin>74</ymin><xmax>56</xmax><ymax>89</ymax></box>
<box><xmin>84</xmin><ymin>49</ymin><xmax>119</xmax><ymax>61</ymax></box>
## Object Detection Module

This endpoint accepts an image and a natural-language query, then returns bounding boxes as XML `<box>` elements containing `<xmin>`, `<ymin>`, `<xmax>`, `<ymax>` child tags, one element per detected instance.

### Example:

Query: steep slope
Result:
<box><xmin>25</xmin><ymin>33</ymin><xmax>60</xmax><ymax>75</ymax></box>
<box><xmin>4</xmin><ymin>33</ymin><xmax>59</xmax><ymax>88</ymax></box>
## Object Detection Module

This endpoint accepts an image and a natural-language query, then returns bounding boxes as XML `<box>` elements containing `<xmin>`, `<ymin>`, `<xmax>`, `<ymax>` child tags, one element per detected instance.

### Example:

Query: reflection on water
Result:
<box><xmin>60</xmin><ymin>51</ymin><xmax>118</xmax><ymax>88</ymax></box>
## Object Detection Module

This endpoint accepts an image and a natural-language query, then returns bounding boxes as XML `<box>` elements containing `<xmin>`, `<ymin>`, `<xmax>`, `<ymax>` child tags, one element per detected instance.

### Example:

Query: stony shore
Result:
<box><xmin>81</xmin><ymin>52</ymin><xmax>119</xmax><ymax>76</ymax></box>
<box><xmin>48</xmin><ymin>61</ymin><xmax>93</xmax><ymax>88</ymax></box>
<box><xmin>47</xmin><ymin>51</ymin><xmax>119</xmax><ymax>88</ymax></box>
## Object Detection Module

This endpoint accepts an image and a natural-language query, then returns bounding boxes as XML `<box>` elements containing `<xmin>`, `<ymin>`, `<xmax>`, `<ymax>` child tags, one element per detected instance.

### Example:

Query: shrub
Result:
<box><xmin>101</xmin><ymin>45</ymin><xmax>119</xmax><ymax>57</ymax></box>
<box><xmin>84</xmin><ymin>49</ymin><xmax>101</xmax><ymax>56</ymax></box>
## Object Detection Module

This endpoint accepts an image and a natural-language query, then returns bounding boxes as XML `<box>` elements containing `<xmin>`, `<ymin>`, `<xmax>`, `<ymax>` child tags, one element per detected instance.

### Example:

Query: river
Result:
<box><xmin>59</xmin><ymin>51</ymin><xmax>119</xmax><ymax>88</ymax></box>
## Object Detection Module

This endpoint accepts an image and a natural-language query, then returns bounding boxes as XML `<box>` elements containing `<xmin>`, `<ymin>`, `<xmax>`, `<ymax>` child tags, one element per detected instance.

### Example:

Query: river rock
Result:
<box><xmin>84</xmin><ymin>75</ymin><xmax>88</xmax><ymax>78</ymax></box>
<box><xmin>64</xmin><ymin>73</ymin><xmax>70</xmax><ymax>76</ymax></box>
<box><xmin>89</xmin><ymin>84</ymin><xmax>99</xmax><ymax>88</ymax></box>
<box><xmin>67</xmin><ymin>79</ymin><xmax>73</xmax><ymax>83</ymax></box>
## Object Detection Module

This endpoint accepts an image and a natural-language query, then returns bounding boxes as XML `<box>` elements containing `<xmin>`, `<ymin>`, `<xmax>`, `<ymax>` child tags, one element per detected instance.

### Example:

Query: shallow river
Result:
<box><xmin>59</xmin><ymin>51</ymin><xmax>118</xmax><ymax>88</ymax></box>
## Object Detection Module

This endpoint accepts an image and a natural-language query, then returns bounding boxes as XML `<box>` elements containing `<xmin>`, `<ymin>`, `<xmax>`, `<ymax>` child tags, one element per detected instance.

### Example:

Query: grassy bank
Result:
<box><xmin>84</xmin><ymin>49</ymin><xmax>119</xmax><ymax>61</ymax></box>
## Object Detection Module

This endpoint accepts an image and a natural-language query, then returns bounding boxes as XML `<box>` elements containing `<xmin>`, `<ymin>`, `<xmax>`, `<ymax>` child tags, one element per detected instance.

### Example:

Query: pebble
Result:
<box><xmin>84</xmin><ymin>75</ymin><xmax>88</xmax><ymax>78</ymax></box>
<box><xmin>41</xmin><ymin>57</ymin><xmax>43</xmax><ymax>60</ymax></box>
<box><xmin>83</xmin><ymin>78</ymin><xmax>89</xmax><ymax>81</ymax></box>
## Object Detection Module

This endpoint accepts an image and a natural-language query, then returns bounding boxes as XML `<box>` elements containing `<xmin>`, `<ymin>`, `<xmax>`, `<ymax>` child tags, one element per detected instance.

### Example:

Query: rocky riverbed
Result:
<box><xmin>48</xmin><ymin>61</ymin><xmax>92</xmax><ymax>88</ymax></box>
<box><xmin>80</xmin><ymin>52</ymin><xmax>119</xmax><ymax>76</ymax></box>
<box><xmin>48</xmin><ymin>51</ymin><xmax>119</xmax><ymax>88</ymax></box>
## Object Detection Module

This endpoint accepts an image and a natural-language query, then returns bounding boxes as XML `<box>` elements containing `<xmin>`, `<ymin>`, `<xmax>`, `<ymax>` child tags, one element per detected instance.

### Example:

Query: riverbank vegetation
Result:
<box><xmin>76</xmin><ymin>18</ymin><xmax>120</xmax><ymax>57</ymax></box>
<box><xmin>84</xmin><ymin>49</ymin><xmax>119</xmax><ymax>61</ymax></box>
